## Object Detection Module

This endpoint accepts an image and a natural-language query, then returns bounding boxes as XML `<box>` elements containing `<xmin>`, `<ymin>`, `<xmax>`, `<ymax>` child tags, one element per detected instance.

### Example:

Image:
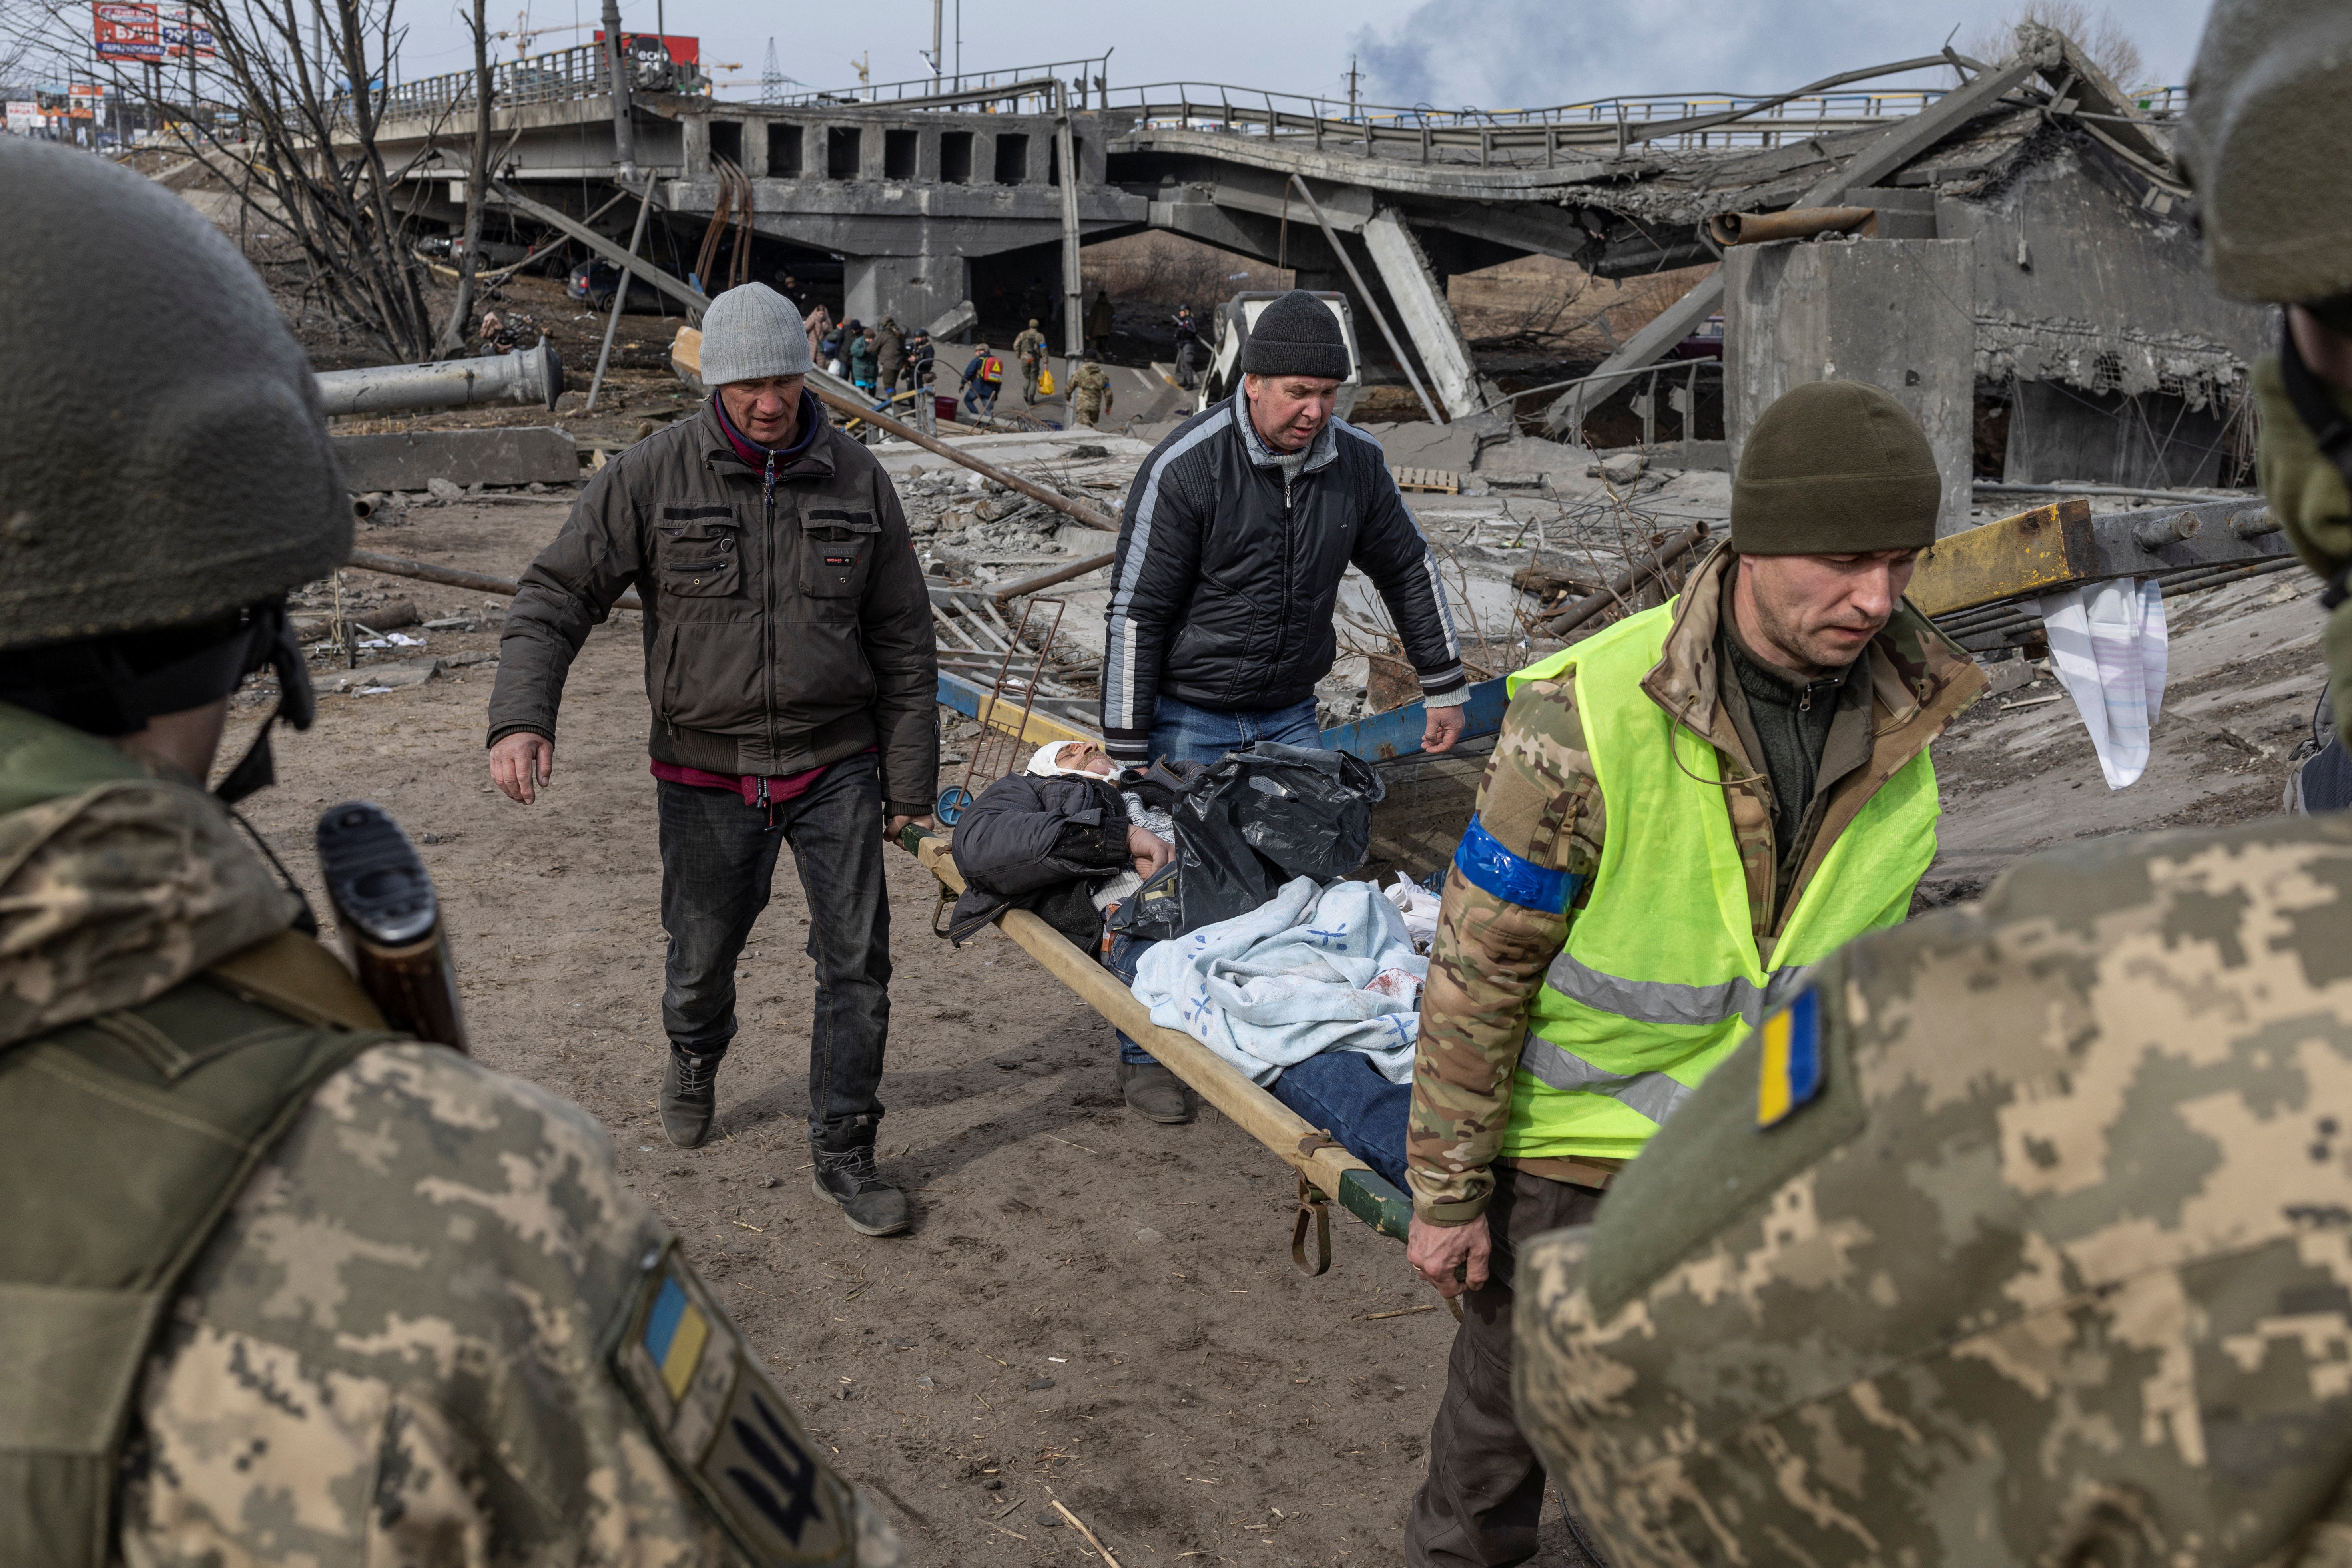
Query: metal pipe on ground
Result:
<box><xmin>1539</xmin><ymin>524</ymin><xmax>1711</xmax><ymax>638</ymax></box>
<box><xmin>991</xmin><ymin>549</ymin><xmax>1119</xmax><ymax>602</ymax></box>
<box><xmin>1705</xmin><ymin>205</ymin><xmax>1877</xmax><ymax>246</ymax></box>
<box><xmin>317</xmin><ymin>340</ymin><xmax>563</xmax><ymax>416</ymax></box>
<box><xmin>344</xmin><ymin>548</ymin><xmax>644</xmax><ymax>613</ymax></box>
<box><xmin>804</xmin><ymin>381</ymin><xmax>1120</xmax><ymax>532</ymax></box>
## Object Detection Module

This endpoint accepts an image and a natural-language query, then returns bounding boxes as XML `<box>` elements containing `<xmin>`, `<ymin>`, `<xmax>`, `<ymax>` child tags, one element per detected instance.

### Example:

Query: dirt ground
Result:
<box><xmin>222</xmin><ymin>495</ymin><xmax>1603</xmax><ymax>1567</ymax></box>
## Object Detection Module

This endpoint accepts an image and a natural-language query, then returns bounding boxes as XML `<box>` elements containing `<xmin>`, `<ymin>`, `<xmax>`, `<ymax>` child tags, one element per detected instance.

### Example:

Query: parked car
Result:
<box><xmin>1668</xmin><ymin>312</ymin><xmax>1726</xmax><ymax>361</ymax></box>
<box><xmin>568</xmin><ymin>257</ymin><xmax>664</xmax><ymax>312</ymax></box>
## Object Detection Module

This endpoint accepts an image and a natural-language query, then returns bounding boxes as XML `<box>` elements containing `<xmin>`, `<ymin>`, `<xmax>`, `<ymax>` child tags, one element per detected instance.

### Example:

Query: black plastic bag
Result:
<box><xmin>1109</xmin><ymin>743</ymin><xmax>1385</xmax><ymax>940</ymax></box>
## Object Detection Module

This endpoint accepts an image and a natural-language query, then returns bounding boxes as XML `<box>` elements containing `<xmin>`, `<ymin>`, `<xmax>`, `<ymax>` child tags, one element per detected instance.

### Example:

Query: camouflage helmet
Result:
<box><xmin>0</xmin><ymin>137</ymin><xmax>347</xmax><ymax>653</ymax></box>
<box><xmin>2179</xmin><ymin>0</ymin><xmax>2352</xmax><ymax>306</ymax></box>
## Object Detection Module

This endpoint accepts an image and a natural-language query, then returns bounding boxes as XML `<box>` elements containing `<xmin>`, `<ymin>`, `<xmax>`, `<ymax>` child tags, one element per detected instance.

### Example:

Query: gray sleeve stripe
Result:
<box><xmin>1103</xmin><ymin>406</ymin><xmax>1233</xmax><ymax>732</ymax></box>
<box><xmin>1419</xmin><ymin>544</ymin><xmax>1463</xmax><ymax>662</ymax></box>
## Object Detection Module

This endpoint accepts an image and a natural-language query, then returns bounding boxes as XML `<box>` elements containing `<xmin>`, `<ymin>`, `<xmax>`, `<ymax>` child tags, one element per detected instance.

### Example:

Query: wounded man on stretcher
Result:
<box><xmin>943</xmin><ymin>739</ymin><xmax>1416</xmax><ymax>1187</ymax></box>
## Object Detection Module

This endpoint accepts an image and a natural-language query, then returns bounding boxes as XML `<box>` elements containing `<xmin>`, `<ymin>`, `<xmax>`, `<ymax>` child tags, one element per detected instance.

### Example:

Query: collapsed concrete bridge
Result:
<box><xmin>363</xmin><ymin>28</ymin><xmax>2265</xmax><ymax>498</ymax></box>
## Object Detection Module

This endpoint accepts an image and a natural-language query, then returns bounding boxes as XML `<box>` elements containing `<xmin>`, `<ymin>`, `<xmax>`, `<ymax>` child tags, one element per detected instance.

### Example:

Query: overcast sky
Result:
<box><xmin>376</xmin><ymin>0</ymin><xmax>2216</xmax><ymax>102</ymax></box>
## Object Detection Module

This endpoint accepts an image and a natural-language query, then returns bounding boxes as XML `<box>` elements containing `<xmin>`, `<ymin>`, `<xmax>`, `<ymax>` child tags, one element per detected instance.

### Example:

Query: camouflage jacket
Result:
<box><xmin>0</xmin><ymin>704</ymin><xmax>898</xmax><ymax>1566</ymax></box>
<box><xmin>1405</xmin><ymin>544</ymin><xmax>1985</xmax><ymax>1225</ymax></box>
<box><xmin>1515</xmin><ymin>814</ymin><xmax>2352</xmax><ymax>1567</ymax></box>
<box><xmin>1070</xmin><ymin>368</ymin><xmax>1111</xmax><ymax>408</ymax></box>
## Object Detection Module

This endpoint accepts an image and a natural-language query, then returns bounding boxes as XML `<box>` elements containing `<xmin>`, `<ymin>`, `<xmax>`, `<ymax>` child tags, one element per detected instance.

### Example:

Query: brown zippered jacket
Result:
<box><xmin>1405</xmin><ymin>542</ymin><xmax>1988</xmax><ymax>1224</ymax></box>
<box><xmin>486</xmin><ymin>394</ymin><xmax>939</xmax><ymax>814</ymax></box>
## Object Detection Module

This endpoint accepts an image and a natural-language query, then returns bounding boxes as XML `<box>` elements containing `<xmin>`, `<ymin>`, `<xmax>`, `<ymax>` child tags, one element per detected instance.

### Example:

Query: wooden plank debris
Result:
<box><xmin>1391</xmin><ymin>466</ymin><xmax>1461</xmax><ymax>494</ymax></box>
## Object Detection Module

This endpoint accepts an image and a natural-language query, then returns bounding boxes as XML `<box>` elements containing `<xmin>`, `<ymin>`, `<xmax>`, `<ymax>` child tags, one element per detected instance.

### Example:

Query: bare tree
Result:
<box><xmin>436</xmin><ymin>0</ymin><xmax>492</xmax><ymax>354</ymax></box>
<box><xmin>1968</xmin><ymin>2</ymin><xmax>2147</xmax><ymax>87</ymax></box>
<box><xmin>121</xmin><ymin>0</ymin><xmax>443</xmax><ymax>361</ymax></box>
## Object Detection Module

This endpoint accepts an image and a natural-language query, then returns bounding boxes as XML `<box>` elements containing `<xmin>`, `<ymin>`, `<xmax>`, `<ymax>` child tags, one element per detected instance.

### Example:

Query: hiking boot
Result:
<box><xmin>811</xmin><ymin>1116</ymin><xmax>912</xmax><ymax>1237</ymax></box>
<box><xmin>661</xmin><ymin>1046</ymin><xmax>724</xmax><ymax>1149</ymax></box>
<box><xmin>1117</xmin><ymin>1060</ymin><xmax>1193</xmax><ymax>1124</ymax></box>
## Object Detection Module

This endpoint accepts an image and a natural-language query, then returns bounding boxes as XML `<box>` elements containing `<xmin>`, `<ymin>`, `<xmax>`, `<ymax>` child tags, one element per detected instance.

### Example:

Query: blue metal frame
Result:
<box><xmin>1316</xmin><ymin>675</ymin><xmax>1510</xmax><ymax>760</ymax></box>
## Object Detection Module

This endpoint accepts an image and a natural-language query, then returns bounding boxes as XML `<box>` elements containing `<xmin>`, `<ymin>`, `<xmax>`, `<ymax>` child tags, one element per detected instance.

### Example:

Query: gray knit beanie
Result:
<box><xmin>1240</xmin><ymin>290</ymin><xmax>1350</xmax><ymax>380</ymax></box>
<box><xmin>700</xmin><ymin>283</ymin><xmax>814</xmax><ymax>384</ymax></box>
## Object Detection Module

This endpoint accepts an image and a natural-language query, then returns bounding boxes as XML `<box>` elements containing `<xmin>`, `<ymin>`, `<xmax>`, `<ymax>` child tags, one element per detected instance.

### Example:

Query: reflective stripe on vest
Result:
<box><xmin>1542</xmin><ymin>946</ymin><xmax>1817</xmax><ymax>1030</ymax></box>
<box><xmin>1493</xmin><ymin>600</ymin><xmax>1939</xmax><ymax>1164</ymax></box>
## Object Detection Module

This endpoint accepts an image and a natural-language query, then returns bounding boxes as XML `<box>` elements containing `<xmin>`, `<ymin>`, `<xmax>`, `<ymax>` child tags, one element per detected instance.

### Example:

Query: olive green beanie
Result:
<box><xmin>1731</xmin><ymin>380</ymin><xmax>1940</xmax><ymax>554</ymax></box>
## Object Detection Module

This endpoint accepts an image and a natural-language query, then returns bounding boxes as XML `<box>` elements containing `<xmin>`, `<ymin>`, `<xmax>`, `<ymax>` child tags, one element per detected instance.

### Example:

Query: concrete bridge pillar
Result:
<box><xmin>844</xmin><ymin>254</ymin><xmax>971</xmax><ymax>337</ymax></box>
<box><xmin>1359</xmin><ymin>207</ymin><xmax>1501</xmax><ymax>420</ymax></box>
<box><xmin>1723</xmin><ymin>238</ymin><xmax>1977</xmax><ymax>537</ymax></box>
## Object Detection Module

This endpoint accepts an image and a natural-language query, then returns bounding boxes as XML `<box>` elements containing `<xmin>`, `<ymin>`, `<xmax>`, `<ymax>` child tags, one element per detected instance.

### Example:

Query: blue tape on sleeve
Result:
<box><xmin>1452</xmin><ymin>813</ymin><xmax>1578</xmax><ymax>914</ymax></box>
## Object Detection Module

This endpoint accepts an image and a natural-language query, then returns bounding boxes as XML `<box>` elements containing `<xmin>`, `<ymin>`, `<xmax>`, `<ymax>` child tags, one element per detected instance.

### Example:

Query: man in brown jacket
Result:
<box><xmin>487</xmin><ymin>281</ymin><xmax>937</xmax><ymax>1237</ymax></box>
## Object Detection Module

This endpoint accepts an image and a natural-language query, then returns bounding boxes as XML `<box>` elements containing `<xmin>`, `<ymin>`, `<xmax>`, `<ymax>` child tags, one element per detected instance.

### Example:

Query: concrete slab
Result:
<box><xmin>1724</xmin><ymin>238</ymin><xmax>1977</xmax><ymax>536</ymax></box>
<box><xmin>335</xmin><ymin>426</ymin><xmax>579</xmax><ymax>492</ymax></box>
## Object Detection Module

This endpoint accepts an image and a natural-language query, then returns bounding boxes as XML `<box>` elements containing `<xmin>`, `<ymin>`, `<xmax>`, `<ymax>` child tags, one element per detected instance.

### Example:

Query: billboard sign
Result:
<box><xmin>94</xmin><ymin>2</ymin><xmax>164</xmax><ymax>62</ymax></box>
<box><xmin>93</xmin><ymin>4</ymin><xmax>215</xmax><ymax>63</ymax></box>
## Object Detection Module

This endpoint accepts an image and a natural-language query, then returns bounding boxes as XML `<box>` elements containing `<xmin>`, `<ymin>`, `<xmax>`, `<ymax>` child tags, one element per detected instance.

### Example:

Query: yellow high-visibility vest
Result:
<box><xmin>1496</xmin><ymin>600</ymin><xmax>1940</xmax><ymax>1162</ymax></box>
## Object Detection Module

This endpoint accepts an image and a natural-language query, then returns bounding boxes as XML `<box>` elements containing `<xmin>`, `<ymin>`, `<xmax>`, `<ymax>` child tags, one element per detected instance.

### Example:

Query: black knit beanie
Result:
<box><xmin>1732</xmin><ymin>380</ymin><xmax>1940</xmax><ymax>553</ymax></box>
<box><xmin>1240</xmin><ymin>290</ymin><xmax>1351</xmax><ymax>380</ymax></box>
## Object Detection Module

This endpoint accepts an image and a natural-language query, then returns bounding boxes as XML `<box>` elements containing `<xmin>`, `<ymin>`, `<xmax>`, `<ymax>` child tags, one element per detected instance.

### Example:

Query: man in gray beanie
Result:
<box><xmin>1092</xmin><ymin>287</ymin><xmax>1470</xmax><ymax>1123</ymax></box>
<box><xmin>488</xmin><ymin>282</ymin><xmax>938</xmax><ymax>1237</ymax></box>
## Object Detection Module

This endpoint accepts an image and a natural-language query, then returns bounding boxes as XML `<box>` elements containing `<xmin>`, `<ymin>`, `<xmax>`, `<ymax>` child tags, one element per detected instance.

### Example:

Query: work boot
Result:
<box><xmin>661</xmin><ymin>1046</ymin><xmax>724</xmax><ymax>1149</ymax></box>
<box><xmin>810</xmin><ymin>1115</ymin><xmax>912</xmax><ymax>1237</ymax></box>
<box><xmin>1117</xmin><ymin>1059</ymin><xmax>1193</xmax><ymax>1124</ymax></box>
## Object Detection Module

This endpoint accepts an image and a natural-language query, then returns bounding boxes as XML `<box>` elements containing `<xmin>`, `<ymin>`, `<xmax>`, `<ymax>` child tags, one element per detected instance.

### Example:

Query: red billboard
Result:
<box><xmin>92</xmin><ymin>4</ymin><xmax>215</xmax><ymax>63</ymax></box>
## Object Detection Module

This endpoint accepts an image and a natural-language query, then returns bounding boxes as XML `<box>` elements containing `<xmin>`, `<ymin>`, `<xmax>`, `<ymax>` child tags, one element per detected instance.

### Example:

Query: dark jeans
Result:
<box><xmin>1270</xmin><ymin>1051</ymin><xmax>1411</xmax><ymax>1194</ymax></box>
<box><xmin>1099</xmin><ymin>929</ymin><xmax>1160</xmax><ymax>1068</ymax></box>
<box><xmin>1100</xmin><ymin>930</ymin><xmax>1410</xmax><ymax>1193</ymax></box>
<box><xmin>656</xmin><ymin>755</ymin><xmax>891</xmax><ymax>1135</ymax></box>
<box><xmin>1146</xmin><ymin>693</ymin><xmax>1322</xmax><ymax>767</ymax></box>
<box><xmin>1405</xmin><ymin>1165</ymin><xmax>1607</xmax><ymax>1568</ymax></box>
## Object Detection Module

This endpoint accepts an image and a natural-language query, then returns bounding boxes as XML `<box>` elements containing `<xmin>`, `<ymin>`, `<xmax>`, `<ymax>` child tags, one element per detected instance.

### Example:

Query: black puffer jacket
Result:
<box><xmin>1098</xmin><ymin>387</ymin><xmax>1465</xmax><ymax>763</ymax></box>
<box><xmin>945</xmin><ymin>773</ymin><xmax>1132</xmax><ymax>945</ymax></box>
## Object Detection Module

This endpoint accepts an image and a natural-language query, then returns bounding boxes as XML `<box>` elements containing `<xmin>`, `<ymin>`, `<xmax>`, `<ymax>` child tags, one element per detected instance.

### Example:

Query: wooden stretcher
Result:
<box><xmin>908</xmin><ymin>673</ymin><xmax>1508</xmax><ymax>1267</ymax></box>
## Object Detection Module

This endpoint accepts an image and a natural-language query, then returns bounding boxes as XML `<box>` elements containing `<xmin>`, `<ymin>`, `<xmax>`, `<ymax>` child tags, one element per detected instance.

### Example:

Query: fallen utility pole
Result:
<box><xmin>492</xmin><ymin>181</ymin><xmax>710</xmax><ymax>317</ymax></box>
<box><xmin>804</xmin><ymin>380</ymin><xmax>1120</xmax><ymax>531</ymax></box>
<box><xmin>586</xmin><ymin>175</ymin><xmax>659</xmax><ymax>412</ymax></box>
<box><xmin>1539</xmin><ymin>523</ymin><xmax>1711</xmax><ymax>637</ymax></box>
<box><xmin>316</xmin><ymin>340</ymin><xmax>563</xmax><ymax>416</ymax></box>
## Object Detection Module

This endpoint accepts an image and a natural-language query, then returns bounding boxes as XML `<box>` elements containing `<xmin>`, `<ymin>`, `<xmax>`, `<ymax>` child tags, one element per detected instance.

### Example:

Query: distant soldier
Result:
<box><xmin>1069</xmin><ymin>359</ymin><xmax>1112</xmax><ymax>428</ymax></box>
<box><xmin>1087</xmin><ymin>289</ymin><xmax>1116</xmax><ymax>359</ymax></box>
<box><xmin>1510</xmin><ymin>6</ymin><xmax>2352</xmax><ymax>1565</ymax></box>
<box><xmin>0</xmin><ymin>136</ymin><xmax>900</xmax><ymax>1568</ymax></box>
<box><xmin>874</xmin><ymin>315</ymin><xmax>906</xmax><ymax>398</ymax></box>
<box><xmin>1013</xmin><ymin>317</ymin><xmax>1049</xmax><ymax>400</ymax></box>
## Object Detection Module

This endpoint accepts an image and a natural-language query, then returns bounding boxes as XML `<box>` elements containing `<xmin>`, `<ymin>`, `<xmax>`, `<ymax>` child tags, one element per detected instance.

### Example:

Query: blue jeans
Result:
<box><xmin>1100</xmin><ymin>929</ymin><xmax>1161</xmax><ymax>1067</ymax></box>
<box><xmin>1147</xmin><ymin>693</ymin><xmax>1322</xmax><ymax>767</ymax></box>
<box><xmin>1100</xmin><ymin>928</ymin><xmax>1411</xmax><ymax>1191</ymax></box>
<box><xmin>1270</xmin><ymin>1051</ymin><xmax>1412</xmax><ymax>1194</ymax></box>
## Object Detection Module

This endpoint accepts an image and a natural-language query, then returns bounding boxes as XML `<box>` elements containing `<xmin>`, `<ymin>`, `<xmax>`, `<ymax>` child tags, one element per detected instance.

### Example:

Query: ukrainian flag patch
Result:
<box><xmin>643</xmin><ymin>1275</ymin><xmax>712</xmax><ymax>1402</ymax></box>
<box><xmin>1754</xmin><ymin>988</ymin><xmax>1823</xmax><ymax>1129</ymax></box>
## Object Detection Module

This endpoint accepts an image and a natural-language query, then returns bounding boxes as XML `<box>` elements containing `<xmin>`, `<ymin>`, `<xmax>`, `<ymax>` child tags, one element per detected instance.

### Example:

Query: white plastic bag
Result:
<box><xmin>2037</xmin><ymin>578</ymin><xmax>2168</xmax><ymax>789</ymax></box>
